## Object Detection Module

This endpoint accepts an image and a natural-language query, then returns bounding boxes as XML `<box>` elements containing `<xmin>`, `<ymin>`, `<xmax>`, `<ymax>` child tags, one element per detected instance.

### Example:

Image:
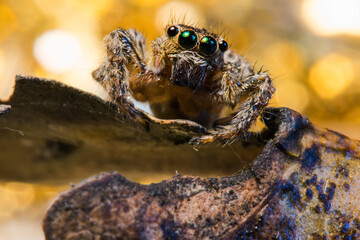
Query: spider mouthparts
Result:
<box><xmin>150</xmin><ymin>52</ymin><xmax>165</xmax><ymax>75</ymax></box>
<box><xmin>150</xmin><ymin>66</ymin><xmax>162</xmax><ymax>75</ymax></box>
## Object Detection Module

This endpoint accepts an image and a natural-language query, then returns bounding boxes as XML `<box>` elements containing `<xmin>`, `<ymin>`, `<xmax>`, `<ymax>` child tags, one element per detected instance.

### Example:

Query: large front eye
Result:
<box><xmin>178</xmin><ymin>30</ymin><xmax>197</xmax><ymax>49</ymax></box>
<box><xmin>167</xmin><ymin>26</ymin><xmax>178</xmax><ymax>37</ymax></box>
<box><xmin>199</xmin><ymin>36</ymin><xmax>217</xmax><ymax>55</ymax></box>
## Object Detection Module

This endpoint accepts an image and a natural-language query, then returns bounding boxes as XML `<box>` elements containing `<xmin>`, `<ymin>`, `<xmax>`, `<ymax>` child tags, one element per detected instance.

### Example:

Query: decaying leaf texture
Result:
<box><xmin>43</xmin><ymin>109</ymin><xmax>360</xmax><ymax>238</ymax></box>
<box><xmin>0</xmin><ymin>75</ymin><xmax>263</xmax><ymax>182</ymax></box>
<box><xmin>1</xmin><ymin>76</ymin><xmax>360</xmax><ymax>239</ymax></box>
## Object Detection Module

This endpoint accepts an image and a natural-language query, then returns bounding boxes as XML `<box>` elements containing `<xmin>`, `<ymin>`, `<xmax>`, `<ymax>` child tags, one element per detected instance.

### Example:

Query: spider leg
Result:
<box><xmin>191</xmin><ymin>68</ymin><xmax>275</xmax><ymax>145</ymax></box>
<box><xmin>92</xmin><ymin>28</ymin><xmax>147</xmax><ymax>118</ymax></box>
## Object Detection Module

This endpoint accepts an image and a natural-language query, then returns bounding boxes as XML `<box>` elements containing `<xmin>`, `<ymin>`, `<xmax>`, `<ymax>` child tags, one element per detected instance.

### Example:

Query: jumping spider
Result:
<box><xmin>93</xmin><ymin>24</ymin><xmax>275</xmax><ymax>144</ymax></box>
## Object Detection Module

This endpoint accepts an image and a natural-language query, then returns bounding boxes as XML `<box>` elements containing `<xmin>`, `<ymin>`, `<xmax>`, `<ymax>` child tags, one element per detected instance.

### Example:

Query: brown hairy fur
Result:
<box><xmin>93</xmin><ymin>24</ymin><xmax>275</xmax><ymax>144</ymax></box>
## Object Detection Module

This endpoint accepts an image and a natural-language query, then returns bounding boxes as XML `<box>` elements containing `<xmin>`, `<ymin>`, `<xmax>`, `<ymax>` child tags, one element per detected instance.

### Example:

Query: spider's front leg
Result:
<box><xmin>92</xmin><ymin>28</ymin><xmax>147</xmax><ymax>118</ymax></box>
<box><xmin>191</xmin><ymin>61</ymin><xmax>275</xmax><ymax>145</ymax></box>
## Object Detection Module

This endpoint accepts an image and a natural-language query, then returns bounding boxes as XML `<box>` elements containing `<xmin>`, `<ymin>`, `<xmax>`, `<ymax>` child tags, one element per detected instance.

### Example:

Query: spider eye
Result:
<box><xmin>178</xmin><ymin>30</ymin><xmax>197</xmax><ymax>49</ymax></box>
<box><xmin>167</xmin><ymin>26</ymin><xmax>178</xmax><ymax>37</ymax></box>
<box><xmin>219</xmin><ymin>40</ymin><xmax>228</xmax><ymax>52</ymax></box>
<box><xmin>199</xmin><ymin>36</ymin><xmax>217</xmax><ymax>55</ymax></box>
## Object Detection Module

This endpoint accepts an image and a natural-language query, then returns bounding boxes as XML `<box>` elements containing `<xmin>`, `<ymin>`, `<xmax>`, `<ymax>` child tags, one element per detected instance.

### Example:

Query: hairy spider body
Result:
<box><xmin>93</xmin><ymin>24</ymin><xmax>275</xmax><ymax>144</ymax></box>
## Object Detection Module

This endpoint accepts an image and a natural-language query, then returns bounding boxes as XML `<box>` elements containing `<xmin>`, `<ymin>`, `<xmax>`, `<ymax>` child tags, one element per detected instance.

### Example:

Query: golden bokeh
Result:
<box><xmin>0</xmin><ymin>49</ymin><xmax>3</xmax><ymax>79</ymax></box>
<box><xmin>0</xmin><ymin>186</ymin><xmax>16</xmax><ymax>218</ymax></box>
<box><xmin>132</xmin><ymin>0</ymin><xmax>168</xmax><ymax>8</ymax></box>
<box><xmin>0</xmin><ymin>182</ymin><xmax>34</xmax><ymax>218</ymax></box>
<box><xmin>302</xmin><ymin>0</ymin><xmax>360</xmax><ymax>36</ymax></box>
<box><xmin>0</xmin><ymin>4</ymin><xmax>17</xmax><ymax>42</ymax></box>
<box><xmin>345</xmin><ymin>107</ymin><xmax>360</xmax><ymax>124</ymax></box>
<box><xmin>308</xmin><ymin>54</ymin><xmax>354</xmax><ymax>99</ymax></box>
<box><xmin>4</xmin><ymin>182</ymin><xmax>35</xmax><ymax>211</ymax></box>
<box><xmin>275</xmin><ymin>80</ymin><xmax>310</xmax><ymax>113</ymax></box>
<box><xmin>263</xmin><ymin>41</ymin><xmax>305</xmax><ymax>79</ymax></box>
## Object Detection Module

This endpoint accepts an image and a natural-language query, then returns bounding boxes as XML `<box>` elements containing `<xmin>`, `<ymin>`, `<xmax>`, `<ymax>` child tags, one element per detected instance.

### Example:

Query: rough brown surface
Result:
<box><xmin>2</xmin><ymin>75</ymin><xmax>360</xmax><ymax>239</ymax></box>
<box><xmin>43</xmin><ymin>107</ymin><xmax>360</xmax><ymax>239</ymax></box>
<box><xmin>0</xmin><ymin>75</ymin><xmax>263</xmax><ymax>182</ymax></box>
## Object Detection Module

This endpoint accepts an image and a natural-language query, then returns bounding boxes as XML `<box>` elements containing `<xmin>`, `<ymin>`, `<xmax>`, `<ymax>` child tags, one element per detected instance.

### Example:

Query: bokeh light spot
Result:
<box><xmin>0</xmin><ymin>4</ymin><xmax>17</xmax><ymax>42</ymax></box>
<box><xmin>33</xmin><ymin>29</ymin><xmax>82</xmax><ymax>74</ymax></box>
<box><xmin>308</xmin><ymin>54</ymin><xmax>354</xmax><ymax>99</ymax></box>
<box><xmin>0</xmin><ymin>49</ymin><xmax>4</xmax><ymax>78</ymax></box>
<box><xmin>263</xmin><ymin>41</ymin><xmax>305</xmax><ymax>78</ymax></box>
<box><xmin>0</xmin><ymin>186</ymin><xmax>15</xmax><ymax>218</ymax></box>
<box><xmin>132</xmin><ymin>0</ymin><xmax>167</xmax><ymax>8</ymax></box>
<box><xmin>302</xmin><ymin>0</ymin><xmax>360</xmax><ymax>36</ymax></box>
<box><xmin>5</xmin><ymin>182</ymin><xmax>35</xmax><ymax>210</ymax></box>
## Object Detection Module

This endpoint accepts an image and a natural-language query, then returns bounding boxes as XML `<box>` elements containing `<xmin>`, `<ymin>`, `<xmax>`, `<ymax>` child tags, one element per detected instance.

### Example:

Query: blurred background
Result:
<box><xmin>0</xmin><ymin>0</ymin><xmax>359</xmax><ymax>239</ymax></box>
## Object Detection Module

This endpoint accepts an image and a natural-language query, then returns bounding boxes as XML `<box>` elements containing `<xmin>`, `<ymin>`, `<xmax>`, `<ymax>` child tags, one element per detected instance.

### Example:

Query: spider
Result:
<box><xmin>92</xmin><ymin>24</ymin><xmax>275</xmax><ymax>144</ymax></box>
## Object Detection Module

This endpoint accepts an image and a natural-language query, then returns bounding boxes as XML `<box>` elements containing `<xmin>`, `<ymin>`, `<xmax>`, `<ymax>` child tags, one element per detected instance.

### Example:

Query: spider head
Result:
<box><xmin>150</xmin><ymin>24</ymin><xmax>228</xmax><ymax>90</ymax></box>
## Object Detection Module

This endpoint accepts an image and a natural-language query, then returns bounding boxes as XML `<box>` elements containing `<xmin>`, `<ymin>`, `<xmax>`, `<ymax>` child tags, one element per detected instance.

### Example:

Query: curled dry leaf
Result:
<box><xmin>0</xmin><ymin>75</ymin><xmax>263</xmax><ymax>182</ymax></box>
<box><xmin>1</xmin><ymin>76</ymin><xmax>359</xmax><ymax>239</ymax></box>
<box><xmin>43</xmin><ymin>107</ymin><xmax>360</xmax><ymax>239</ymax></box>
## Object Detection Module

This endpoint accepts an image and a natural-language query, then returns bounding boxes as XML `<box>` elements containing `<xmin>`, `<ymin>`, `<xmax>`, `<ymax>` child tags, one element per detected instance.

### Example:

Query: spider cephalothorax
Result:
<box><xmin>149</xmin><ymin>24</ymin><xmax>228</xmax><ymax>91</ymax></box>
<box><xmin>93</xmin><ymin>24</ymin><xmax>275</xmax><ymax>144</ymax></box>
